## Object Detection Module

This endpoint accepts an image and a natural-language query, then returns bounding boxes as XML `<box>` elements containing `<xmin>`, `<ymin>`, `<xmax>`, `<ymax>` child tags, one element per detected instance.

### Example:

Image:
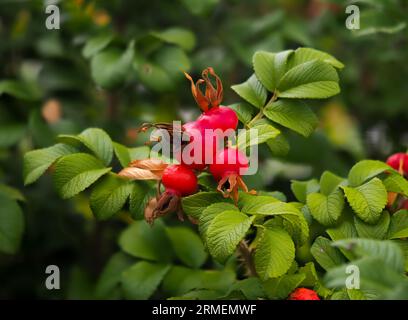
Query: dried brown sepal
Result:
<box><xmin>118</xmin><ymin>167</ymin><xmax>162</xmax><ymax>180</ymax></box>
<box><xmin>184</xmin><ymin>67</ymin><xmax>223</xmax><ymax>112</ymax></box>
<box><xmin>144</xmin><ymin>191</ymin><xmax>184</xmax><ymax>225</ymax></box>
<box><xmin>129</xmin><ymin>158</ymin><xmax>168</xmax><ymax>172</ymax></box>
<box><xmin>216</xmin><ymin>173</ymin><xmax>257</xmax><ymax>205</ymax></box>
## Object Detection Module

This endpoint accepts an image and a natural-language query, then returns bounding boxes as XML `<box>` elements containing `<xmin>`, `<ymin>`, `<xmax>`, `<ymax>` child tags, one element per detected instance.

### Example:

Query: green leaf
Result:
<box><xmin>324</xmin><ymin>257</ymin><xmax>406</xmax><ymax>295</ymax></box>
<box><xmin>78</xmin><ymin>128</ymin><xmax>113</xmax><ymax>166</ymax></box>
<box><xmin>119</xmin><ymin>220</ymin><xmax>173</xmax><ymax>262</ymax></box>
<box><xmin>326</xmin><ymin>220</ymin><xmax>358</xmax><ymax>260</ymax></box>
<box><xmin>253</xmin><ymin>50</ymin><xmax>293</xmax><ymax>92</ymax></box>
<box><xmin>306</xmin><ymin>190</ymin><xmax>344</xmax><ymax>226</ymax></box>
<box><xmin>162</xmin><ymin>266</ymin><xmax>235</xmax><ymax>297</ymax></box>
<box><xmin>199</xmin><ymin>202</ymin><xmax>238</xmax><ymax>245</ymax></box>
<box><xmin>288</xmin><ymin>47</ymin><xmax>344</xmax><ymax>69</ymax></box>
<box><xmin>387</xmin><ymin>210</ymin><xmax>408</xmax><ymax>239</ymax></box>
<box><xmin>53</xmin><ymin>153</ymin><xmax>111</xmax><ymax>199</ymax></box>
<box><xmin>266</xmin><ymin>133</ymin><xmax>290</xmax><ymax>156</ymax></box>
<box><xmin>165</xmin><ymin>226</ymin><xmax>207</xmax><ymax>268</ymax></box>
<box><xmin>135</xmin><ymin>60</ymin><xmax>174</xmax><ymax>92</ymax></box>
<box><xmin>23</xmin><ymin>143</ymin><xmax>78</xmax><ymax>185</ymax></box>
<box><xmin>310</xmin><ymin>236</ymin><xmax>346</xmax><ymax>271</ymax></box>
<box><xmin>227</xmin><ymin>103</ymin><xmax>255</xmax><ymax>125</ymax></box>
<box><xmin>113</xmin><ymin>142</ymin><xmax>150</xmax><ymax>168</ymax></box>
<box><xmin>264</xmin><ymin>99</ymin><xmax>318</xmax><ymax>137</ymax></box>
<box><xmin>298</xmin><ymin>262</ymin><xmax>319</xmax><ymax>287</ymax></box>
<box><xmin>255</xmin><ymin>227</ymin><xmax>295</xmax><ymax>280</ymax></box>
<box><xmin>0</xmin><ymin>184</ymin><xmax>25</xmax><ymax>202</ymax></box>
<box><xmin>355</xmin><ymin>212</ymin><xmax>390</xmax><ymax>239</ymax></box>
<box><xmin>347</xmin><ymin>160</ymin><xmax>390</xmax><ymax>187</ymax></box>
<box><xmin>333</xmin><ymin>238</ymin><xmax>405</xmax><ymax>273</ymax></box>
<box><xmin>121</xmin><ymin>262</ymin><xmax>170</xmax><ymax>300</ymax></box>
<box><xmin>206</xmin><ymin>211</ymin><xmax>254</xmax><ymax>263</ymax></box>
<box><xmin>179</xmin><ymin>0</ymin><xmax>219</xmax><ymax>15</ymax></box>
<box><xmin>241</xmin><ymin>195</ymin><xmax>294</xmax><ymax>216</ymax></box>
<box><xmin>319</xmin><ymin>171</ymin><xmax>346</xmax><ymax>196</ymax></box>
<box><xmin>0</xmin><ymin>79</ymin><xmax>40</xmax><ymax>100</ymax></box>
<box><xmin>263</xmin><ymin>273</ymin><xmax>305</xmax><ymax>299</ymax></box>
<box><xmin>342</xmin><ymin>178</ymin><xmax>388</xmax><ymax>224</ymax></box>
<box><xmin>223</xmin><ymin>278</ymin><xmax>265</xmax><ymax>300</ymax></box>
<box><xmin>0</xmin><ymin>124</ymin><xmax>25</xmax><ymax>148</ymax></box>
<box><xmin>82</xmin><ymin>33</ymin><xmax>113</xmax><ymax>58</ymax></box>
<box><xmin>0</xmin><ymin>194</ymin><xmax>24</xmax><ymax>254</ymax></box>
<box><xmin>277</xmin><ymin>60</ymin><xmax>339</xmax><ymax>99</ymax></box>
<box><xmin>181</xmin><ymin>192</ymin><xmax>228</xmax><ymax>219</ymax></box>
<box><xmin>150</xmin><ymin>27</ymin><xmax>196</xmax><ymax>51</ymax></box>
<box><xmin>129</xmin><ymin>182</ymin><xmax>156</xmax><ymax>219</ymax></box>
<box><xmin>237</xmin><ymin>121</ymin><xmax>280</xmax><ymax>149</ymax></box>
<box><xmin>59</xmin><ymin>128</ymin><xmax>113</xmax><ymax>166</ymax></box>
<box><xmin>91</xmin><ymin>41</ymin><xmax>134</xmax><ymax>89</ymax></box>
<box><xmin>90</xmin><ymin>174</ymin><xmax>133</xmax><ymax>220</ymax></box>
<box><xmin>291</xmin><ymin>179</ymin><xmax>320</xmax><ymax>203</ymax></box>
<box><xmin>383</xmin><ymin>173</ymin><xmax>408</xmax><ymax>197</ymax></box>
<box><xmin>155</xmin><ymin>46</ymin><xmax>191</xmax><ymax>79</ymax></box>
<box><xmin>95</xmin><ymin>253</ymin><xmax>134</xmax><ymax>299</ymax></box>
<box><xmin>231</xmin><ymin>74</ymin><xmax>267</xmax><ymax>109</ymax></box>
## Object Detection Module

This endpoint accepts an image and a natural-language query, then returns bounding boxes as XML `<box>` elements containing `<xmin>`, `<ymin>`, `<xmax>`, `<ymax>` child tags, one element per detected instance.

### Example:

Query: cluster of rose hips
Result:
<box><xmin>138</xmin><ymin>68</ymin><xmax>254</xmax><ymax>224</ymax></box>
<box><xmin>386</xmin><ymin>152</ymin><xmax>408</xmax><ymax>210</ymax></box>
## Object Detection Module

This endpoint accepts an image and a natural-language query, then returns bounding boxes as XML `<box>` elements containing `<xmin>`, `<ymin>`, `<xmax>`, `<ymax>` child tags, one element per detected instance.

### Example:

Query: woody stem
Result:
<box><xmin>238</xmin><ymin>240</ymin><xmax>257</xmax><ymax>277</ymax></box>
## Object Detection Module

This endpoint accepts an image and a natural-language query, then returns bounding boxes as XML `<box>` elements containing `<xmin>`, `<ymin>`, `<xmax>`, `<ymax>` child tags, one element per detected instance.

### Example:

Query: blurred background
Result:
<box><xmin>0</xmin><ymin>0</ymin><xmax>407</xmax><ymax>298</ymax></box>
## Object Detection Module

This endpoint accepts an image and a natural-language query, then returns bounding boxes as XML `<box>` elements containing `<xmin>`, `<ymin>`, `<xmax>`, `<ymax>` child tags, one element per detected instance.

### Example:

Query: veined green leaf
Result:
<box><xmin>53</xmin><ymin>153</ymin><xmax>111</xmax><ymax>199</ymax></box>
<box><xmin>90</xmin><ymin>173</ymin><xmax>133</xmax><ymax>220</ymax></box>
<box><xmin>277</xmin><ymin>60</ymin><xmax>339</xmax><ymax>99</ymax></box>
<box><xmin>206</xmin><ymin>210</ymin><xmax>254</xmax><ymax>263</ymax></box>
<box><xmin>264</xmin><ymin>99</ymin><xmax>318</xmax><ymax>137</ymax></box>
<box><xmin>311</xmin><ymin>236</ymin><xmax>346</xmax><ymax>271</ymax></box>
<box><xmin>23</xmin><ymin>143</ymin><xmax>78</xmax><ymax>185</ymax></box>
<box><xmin>252</xmin><ymin>50</ymin><xmax>293</xmax><ymax>91</ymax></box>
<box><xmin>306</xmin><ymin>190</ymin><xmax>344</xmax><ymax>226</ymax></box>
<box><xmin>342</xmin><ymin>178</ymin><xmax>387</xmax><ymax>224</ymax></box>
<box><xmin>121</xmin><ymin>262</ymin><xmax>170</xmax><ymax>300</ymax></box>
<box><xmin>355</xmin><ymin>212</ymin><xmax>390</xmax><ymax>239</ymax></box>
<box><xmin>59</xmin><ymin>128</ymin><xmax>113</xmax><ymax>166</ymax></box>
<box><xmin>231</xmin><ymin>74</ymin><xmax>267</xmax><ymax>109</ymax></box>
<box><xmin>288</xmin><ymin>47</ymin><xmax>344</xmax><ymax>70</ymax></box>
<box><xmin>348</xmin><ymin>160</ymin><xmax>390</xmax><ymax>187</ymax></box>
<box><xmin>254</xmin><ymin>226</ymin><xmax>295</xmax><ymax>280</ymax></box>
<box><xmin>387</xmin><ymin>210</ymin><xmax>408</xmax><ymax>239</ymax></box>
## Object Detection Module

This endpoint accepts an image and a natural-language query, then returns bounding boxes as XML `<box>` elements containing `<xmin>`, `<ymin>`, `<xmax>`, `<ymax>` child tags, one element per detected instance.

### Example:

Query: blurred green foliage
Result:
<box><xmin>0</xmin><ymin>0</ymin><xmax>407</xmax><ymax>298</ymax></box>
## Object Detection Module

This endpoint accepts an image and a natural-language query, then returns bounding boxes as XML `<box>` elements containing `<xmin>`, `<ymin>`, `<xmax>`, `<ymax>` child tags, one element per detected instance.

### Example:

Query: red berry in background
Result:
<box><xmin>288</xmin><ymin>288</ymin><xmax>320</xmax><ymax>300</ymax></box>
<box><xmin>162</xmin><ymin>164</ymin><xmax>198</xmax><ymax>196</ymax></box>
<box><xmin>386</xmin><ymin>152</ymin><xmax>408</xmax><ymax>174</ymax></box>
<box><xmin>402</xmin><ymin>199</ymin><xmax>408</xmax><ymax>210</ymax></box>
<box><xmin>210</xmin><ymin>147</ymin><xmax>249</xmax><ymax>180</ymax></box>
<box><xmin>198</xmin><ymin>106</ymin><xmax>238</xmax><ymax>132</ymax></box>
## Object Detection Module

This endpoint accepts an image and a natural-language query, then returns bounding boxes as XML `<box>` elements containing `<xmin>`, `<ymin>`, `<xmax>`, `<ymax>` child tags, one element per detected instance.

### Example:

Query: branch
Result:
<box><xmin>238</xmin><ymin>240</ymin><xmax>257</xmax><ymax>277</ymax></box>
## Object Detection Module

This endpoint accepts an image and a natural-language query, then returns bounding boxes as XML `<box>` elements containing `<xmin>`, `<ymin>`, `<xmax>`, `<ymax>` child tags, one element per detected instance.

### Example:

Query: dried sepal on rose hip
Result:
<box><xmin>209</xmin><ymin>147</ymin><xmax>256</xmax><ymax>204</ymax></box>
<box><xmin>184</xmin><ymin>67</ymin><xmax>238</xmax><ymax>132</ymax></box>
<box><xmin>288</xmin><ymin>288</ymin><xmax>320</xmax><ymax>300</ymax></box>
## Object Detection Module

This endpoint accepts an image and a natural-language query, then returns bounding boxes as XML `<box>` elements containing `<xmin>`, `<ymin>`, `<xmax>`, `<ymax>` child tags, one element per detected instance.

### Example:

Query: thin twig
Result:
<box><xmin>238</xmin><ymin>240</ymin><xmax>257</xmax><ymax>277</ymax></box>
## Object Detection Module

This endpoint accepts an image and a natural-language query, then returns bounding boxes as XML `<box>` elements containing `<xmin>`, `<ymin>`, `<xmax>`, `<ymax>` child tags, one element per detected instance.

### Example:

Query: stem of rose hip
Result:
<box><xmin>246</xmin><ymin>91</ymin><xmax>278</xmax><ymax>128</ymax></box>
<box><xmin>238</xmin><ymin>240</ymin><xmax>257</xmax><ymax>277</ymax></box>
